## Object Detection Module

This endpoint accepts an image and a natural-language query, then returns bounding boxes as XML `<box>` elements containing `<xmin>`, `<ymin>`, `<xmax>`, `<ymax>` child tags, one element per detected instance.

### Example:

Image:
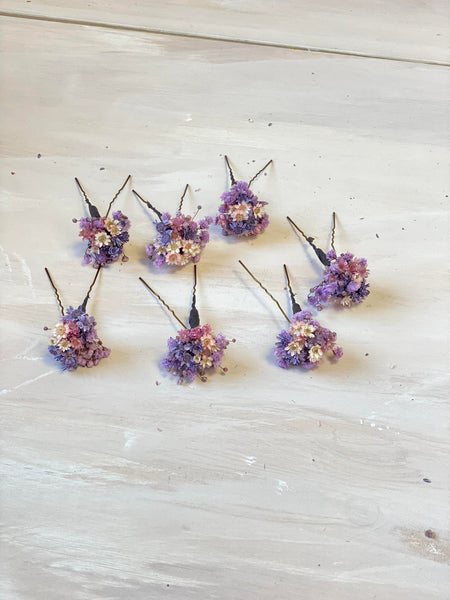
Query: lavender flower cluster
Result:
<box><xmin>216</xmin><ymin>181</ymin><xmax>269</xmax><ymax>237</ymax></box>
<box><xmin>48</xmin><ymin>306</ymin><xmax>111</xmax><ymax>370</ymax></box>
<box><xmin>76</xmin><ymin>210</ymin><xmax>131</xmax><ymax>268</ymax></box>
<box><xmin>161</xmin><ymin>324</ymin><xmax>229</xmax><ymax>383</ymax></box>
<box><xmin>146</xmin><ymin>212</ymin><xmax>213</xmax><ymax>267</ymax></box>
<box><xmin>274</xmin><ymin>310</ymin><xmax>343</xmax><ymax>369</ymax></box>
<box><xmin>308</xmin><ymin>250</ymin><xmax>370</xmax><ymax>310</ymax></box>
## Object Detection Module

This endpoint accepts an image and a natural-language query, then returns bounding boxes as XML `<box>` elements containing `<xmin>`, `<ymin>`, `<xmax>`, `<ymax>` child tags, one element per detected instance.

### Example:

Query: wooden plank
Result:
<box><xmin>1</xmin><ymin>15</ymin><xmax>449</xmax><ymax>600</ymax></box>
<box><xmin>0</xmin><ymin>0</ymin><xmax>449</xmax><ymax>64</ymax></box>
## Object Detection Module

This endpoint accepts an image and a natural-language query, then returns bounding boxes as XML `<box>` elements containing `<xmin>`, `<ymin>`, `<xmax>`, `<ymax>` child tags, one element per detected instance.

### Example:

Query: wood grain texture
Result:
<box><xmin>0</xmin><ymin>11</ymin><xmax>449</xmax><ymax>600</ymax></box>
<box><xmin>0</xmin><ymin>0</ymin><xmax>449</xmax><ymax>63</ymax></box>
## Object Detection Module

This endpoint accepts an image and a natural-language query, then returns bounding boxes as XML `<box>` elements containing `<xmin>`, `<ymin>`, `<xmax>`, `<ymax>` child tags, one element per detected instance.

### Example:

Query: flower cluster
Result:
<box><xmin>216</xmin><ymin>181</ymin><xmax>269</xmax><ymax>237</ymax></box>
<box><xmin>146</xmin><ymin>212</ymin><xmax>213</xmax><ymax>267</ymax></box>
<box><xmin>76</xmin><ymin>210</ymin><xmax>131</xmax><ymax>267</ymax></box>
<box><xmin>161</xmin><ymin>324</ymin><xmax>229</xmax><ymax>383</ymax></box>
<box><xmin>307</xmin><ymin>250</ymin><xmax>370</xmax><ymax>310</ymax></box>
<box><xmin>274</xmin><ymin>310</ymin><xmax>343</xmax><ymax>369</ymax></box>
<box><xmin>48</xmin><ymin>306</ymin><xmax>111</xmax><ymax>370</ymax></box>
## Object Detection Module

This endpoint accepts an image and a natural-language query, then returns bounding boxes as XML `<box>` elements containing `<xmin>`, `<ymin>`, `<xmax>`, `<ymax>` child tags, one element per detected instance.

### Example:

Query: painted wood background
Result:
<box><xmin>1</xmin><ymin>2</ymin><xmax>449</xmax><ymax>598</ymax></box>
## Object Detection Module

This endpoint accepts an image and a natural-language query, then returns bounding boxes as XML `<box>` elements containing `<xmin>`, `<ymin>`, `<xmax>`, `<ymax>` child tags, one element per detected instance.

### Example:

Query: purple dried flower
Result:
<box><xmin>274</xmin><ymin>310</ymin><xmax>342</xmax><ymax>369</ymax></box>
<box><xmin>76</xmin><ymin>210</ymin><xmax>131</xmax><ymax>268</ymax></box>
<box><xmin>161</xmin><ymin>324</ymin><xmax>229</xmax><ymax>383</ymax></box>
<box><xmin>308</xmin><ymin>250</ymin><xmax>370</xmax><ymax>310</ymax></box>
<box><xmin>48</xmin><ymin>306</ymin><xmax>110</xmax><ymax>370</ymax></box>
<box><xmin>216</xmin><ymin>181</ymin><xmax>269</xmax><ymax>237</ymax></box>
<box><xmin>146</xmin><ymin>212</ymin><xmax>213</xmax><ymax>267</ymax></box>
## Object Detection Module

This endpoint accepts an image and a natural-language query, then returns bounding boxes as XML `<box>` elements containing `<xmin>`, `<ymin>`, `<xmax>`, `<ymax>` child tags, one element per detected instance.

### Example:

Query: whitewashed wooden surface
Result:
<box><xmin>1</xmin><ymin>4</ymin><xmax>449</xmax><ymax>599</ymax></box>
<box><xmin>0</xmin><ymin>0</ymin><xmax>449</xmax><ymax>63</ymax></box>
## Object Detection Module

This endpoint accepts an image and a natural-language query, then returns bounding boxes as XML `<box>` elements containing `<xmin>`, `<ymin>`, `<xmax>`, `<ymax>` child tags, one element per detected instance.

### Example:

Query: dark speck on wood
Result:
<box><xmin>425</xmin><ymin>529</ymin><xmax>436</xmax><ymax>538</ymax></box>
<box><xmin>423</xmin><ymin>478</ymin><xmax>431</xmax><ymax>483</ymax></box>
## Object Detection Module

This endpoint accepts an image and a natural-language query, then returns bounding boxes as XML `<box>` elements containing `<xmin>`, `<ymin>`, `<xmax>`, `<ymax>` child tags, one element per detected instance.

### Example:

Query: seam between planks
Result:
<box><xmin>1</xmin><ymin>10</ymin><xmax>449</xmax><ymax>68</ymax></box>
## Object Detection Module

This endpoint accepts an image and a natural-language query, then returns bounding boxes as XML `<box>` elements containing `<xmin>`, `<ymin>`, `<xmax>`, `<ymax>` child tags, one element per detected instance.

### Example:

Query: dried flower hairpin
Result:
<box><xmin>239</xmin><ymin>261</ymin><xmax>343</xmax><ymax>369</ymax></box>
<box><xmin>139</xmin><ymin>265</ymin><xmax>231</xmax><ymax>383</ymax></box>
<box><xmin>217</xmin><ymin>156</ymin><xmax>273</xmax><ymax>237</ymax></box>
<box><xmin>133</xmin><ymin>184</ymin><xmax>213</xmax><ymax>268</ymax></box>
<box><xmin>44</xmin><ymin>267</ymin><xmax>110</xmax><ymax>370</ymax></box>
<box><xmin>287</xmin><ymin>213</ymin><xmax>370</xmax><ymax>310</ymax></box>
<box><xmin>73</xmin><ymin>175</ymin><xmax>131</xmax><ymax>268</ymax></box>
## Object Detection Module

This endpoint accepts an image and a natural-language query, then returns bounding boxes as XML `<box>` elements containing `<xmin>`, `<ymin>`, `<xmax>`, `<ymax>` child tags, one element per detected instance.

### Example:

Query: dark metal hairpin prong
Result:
<box><xmin>248</xmin><ymin>159</ymin><xmax>273</xmax><ymax>188</ymax></box>
<box><xmin>224</xmin><ymin>155</ymin><xmax>236</xmax><ymax>185</ymax></box>
<box><xmin>75</xmin><ymin>177</ymin><xmax>101</xmax><ymax>218</ymax></box>
<box><xmin>178</xmin><ymin>184</ymin><xmax>189</xmax><ymax>212</ymax></box>
<box><xmin>283</xmin><ymin>264</ymin><xmax>302</xmax><ymax>315</ymax></box>
<box><xmin>239</xmin><ymin>260</ymin><xmax>291</xmax><ymax>323</ymax></box>
<box><xmin>189</xmin><ymin>264</ymin><xmax>200</xmax><ymax>328</ymax></box>
<box><xmin>286</xmin><ymin>216</ymin><xmax>330</xmax><ymax>266</ymax></box>
<box><xmin>139</xmin><ymin>277</ymin><xmax>187</xmax><ymax>329</ymax></box>
<box><xmin>44</xmin><ymin>268</ymin><xmax>65</xmax><ymax>316</ymax></box>
<box><xmin>330</xmin><ymin>212</ymin><xmax>336</xmax><ymax>252</ymax></box>
<box><xmin>133</xmin><ymin>189</ymin><xmax>163</xmax><ymax>221</ymax></box>
<box><xmin>105</xmin><ymin>174</ymin><xmax>131</xmax><ymax>218</ymax></box>
<box><xmin>81</xmin><ymin>266</ymin><xmax>102</xmax><ymax>311</ymax></box>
